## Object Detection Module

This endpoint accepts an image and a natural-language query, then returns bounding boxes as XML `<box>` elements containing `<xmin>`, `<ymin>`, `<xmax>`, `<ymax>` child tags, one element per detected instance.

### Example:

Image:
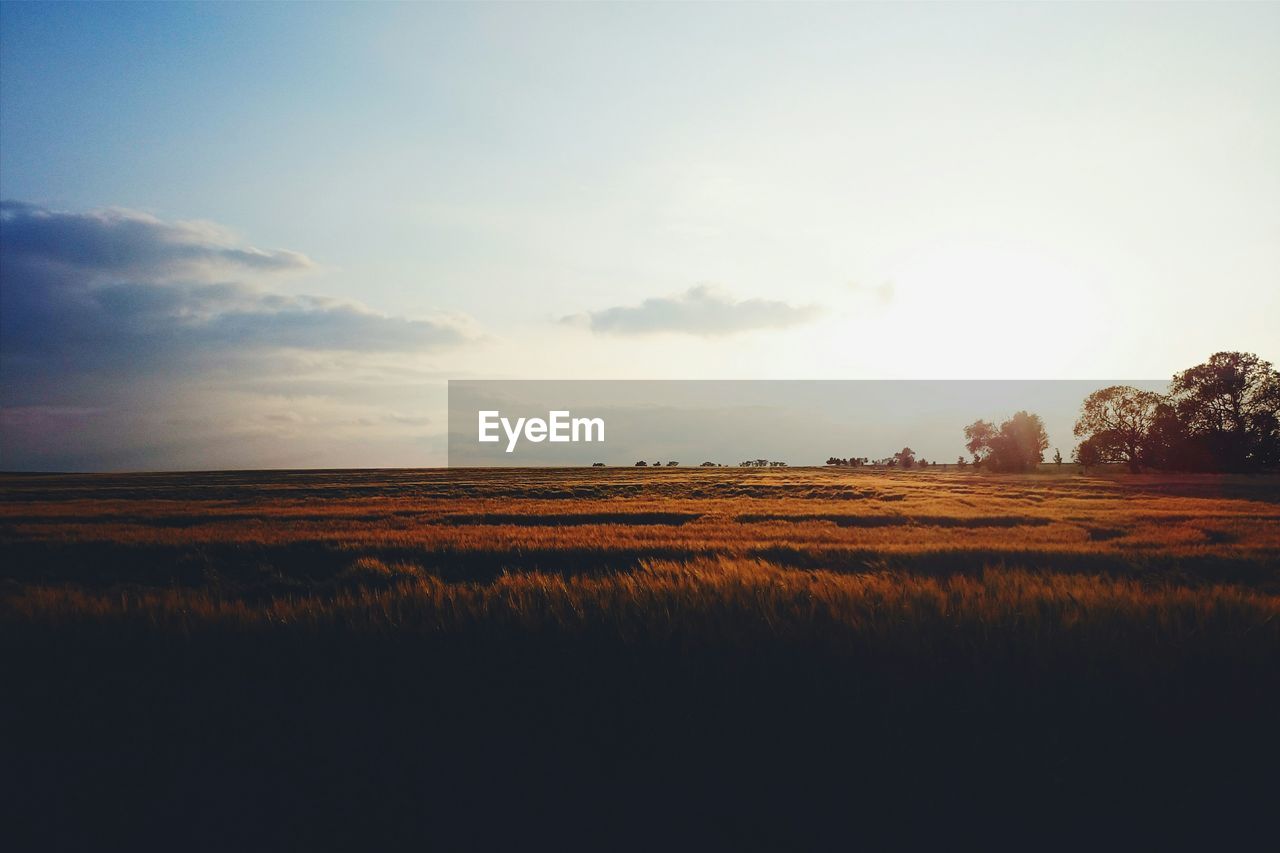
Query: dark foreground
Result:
<box><xmin>3</xmin><ymin>468</ymin><xmax>1279</xmax><ymax>849</ymax></box>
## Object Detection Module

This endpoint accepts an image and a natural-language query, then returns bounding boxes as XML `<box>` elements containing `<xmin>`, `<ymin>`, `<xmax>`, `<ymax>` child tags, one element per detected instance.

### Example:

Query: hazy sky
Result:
<box><xmin>2</xmin><ymin>2</ymin><xmax>1277</xmax><ymax>469</ymax></box>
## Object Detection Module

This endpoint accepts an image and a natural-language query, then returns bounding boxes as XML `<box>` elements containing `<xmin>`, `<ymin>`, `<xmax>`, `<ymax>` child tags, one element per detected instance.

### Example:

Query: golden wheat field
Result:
<box><xmin>4</xmin><ymin>467</ymin><xmax>1279</xmax><ymax>848</ymax></box>
<box><xmin>3</xmin><ymin>466</ymin><xmax>1279</xmax><ymax>627</ymax></box>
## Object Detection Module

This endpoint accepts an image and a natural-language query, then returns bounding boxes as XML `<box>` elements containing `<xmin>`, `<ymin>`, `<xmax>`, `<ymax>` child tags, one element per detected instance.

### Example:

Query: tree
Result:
<box><xmin>963</xmin><ymin>421</ymin><xmax>996</xmax><ymax>460</ymax></box>
<box><xmin>957</xmin><ymin>456</ymin><xmax>967</xmax><ymax>468</ymax></box>
<box><xmin>1140</xmin><ymin>402</ymin><xmax>1193</xmax><ymax>470</ymax></box>
<box><xmin>964</xmin><ymin>412</ymin><xmax>1048</xmax><ymax>472</ymax></box>
<box><xmin>1073</xmin><ymin>385</ymin><xmax>1165</xmax><ymax>473</ymax></box>
<box><xmin>1053</xmin><ymin>448</ymin><xmax>1063</xmax><ymax>467</ymax></box>
<box><xmin>1170</xmin><ymin>352</ymin><xmax>1280</xmax><ymax>471</ymax></box>
<box><xmin>666</xmin><ymin>461</ymin><xmax>679</xmax><ymax>467</ymax></box>
<box><xmin>1074</xmin><ymin>438</ymin><xmax>1101</xmax><ymax>473</ymax></box>
<box><xmin>635</xmin><ymin>461</ymin><xmax>647</xmax><ymax>467</ymax></box>
<box><xmin>894</xmin><ymin>447</ymin><xmax>916</xmax><ymax>469</ymax></box>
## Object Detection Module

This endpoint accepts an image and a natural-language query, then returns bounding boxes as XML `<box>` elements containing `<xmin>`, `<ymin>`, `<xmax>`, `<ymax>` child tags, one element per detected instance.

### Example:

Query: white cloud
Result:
<box><xmin>567</xmin><ymin>284</ymin><xmax>822</xmax><ymax>337</ymax></box>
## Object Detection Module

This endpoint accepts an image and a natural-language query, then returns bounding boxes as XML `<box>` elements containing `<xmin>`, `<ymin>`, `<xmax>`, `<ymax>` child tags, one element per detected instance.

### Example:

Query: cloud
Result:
<box><xmin>0</xmin><ymin>200</ymin><xmax>472</xmax><ymax>367</ymax></box>
<box><xmin>0</xmin><ymin>199</ymin><xmax>312</xmax><ymax>279</ymax></box>
<box><xmin>567</xmin><ymin>285</ymin><xmax>822</xmax><ymax>337</ymax></box>
<box><xmin>0</xmin><ymin>201</ymin><xmax>468</xmax><ymax>470</ymax></box>
<box><xmin>847</xmin><ymin>279</ymin><xmax>895</xmax><ymax>306</ymax></box>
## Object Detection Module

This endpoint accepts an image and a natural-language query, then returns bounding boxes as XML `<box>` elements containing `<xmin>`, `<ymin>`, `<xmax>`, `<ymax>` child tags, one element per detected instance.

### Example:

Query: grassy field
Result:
<box><xmin>3</xmin><ymin>467</ymin><xmax>1279</xmax><ymax>848</ymax></box>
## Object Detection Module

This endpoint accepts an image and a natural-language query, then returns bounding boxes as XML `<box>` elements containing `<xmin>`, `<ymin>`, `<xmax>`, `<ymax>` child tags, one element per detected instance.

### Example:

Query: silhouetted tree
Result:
<box><xmin>1073</xmin><ymin>385</ymin><xmax>1165</xmax><ymax>473</ymax></box>
<box><xmin>894</xmin><ymin>447</ymin><xmax>916</xmax><ymax>469</ymax></box>
<box><xmin>965</xmin><ymin>412</ymin><xmax>1048</xmax><ymax>472</ymax></box>
<box><xmin>635</xmin><ymin>461</ymin><xmax>647</xmax><ymax>467</ymax></box>
<box><xmin>1170</xmin><ymin>352</ymin><xmax>1280</xmax><ymax>471</ymax></box>
<box><xmin>1138</xmin><ymin>402</ymin><xmax>1193</xmax><ymax>470</ymax></box>
<box><xmin>667</xmin><ymin>461</ymin><xmax>679</xmax><ymax>467</ymax></box>
<box><xmin>1053</xmin><ymin>448</ymin><xmax>1063</xmax><ymax>467</ymax></box>
<box><xmin>1074</xmin><ymin>438</ymin><xmax>1101</xmax><ymax>473</ymax></box>
<box><xmin>957</xmin><ymin>456</ymin><xmax>967</xmax><ymax>468</ymax></box>
<box><xmin>592</xmin><ymin>462</ymin><xmax>606</xmax><ymax>467</ymax></box>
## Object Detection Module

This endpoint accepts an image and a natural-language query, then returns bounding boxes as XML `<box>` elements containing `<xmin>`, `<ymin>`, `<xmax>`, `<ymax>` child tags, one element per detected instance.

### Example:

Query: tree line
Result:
<box><xmin>960</xmin><ymin>351</ymin><xmax>1278</xmax><ymax>473</ymax></box>
<box><xmin>1073</xmin><ymin>351</ymin><xmax>1278</xmax><ymax>473</ymax></box>
<box><xmin>598</xmin><ymin>352</ymin><xmax>1276</xmax><ymax>474</ymax></box>
<box><xmin>826</xmin><ymin>352</ymin><xmax>1278</xmax><ymax>474</ymax></box>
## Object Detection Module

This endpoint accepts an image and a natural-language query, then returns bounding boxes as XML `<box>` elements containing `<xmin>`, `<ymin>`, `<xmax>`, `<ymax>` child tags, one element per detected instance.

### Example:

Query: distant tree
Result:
<box><xmin>1170</xmin><ymin>352</ymin><xmax>1280</xmax><ymax>471</ymax></box>
<box><xmin>1053</xmin><ymin>448</ymin><xmax>1063</xmax><ymax>467</ymax></box>
<box><xmin>592</xmin><ymin>462</ymin><xmax>606</xmax><ymax>467</ymax></box>
<box><xmin>965</xmin><ymin>412</ymin><xmax>1048</xmax><ymax>472</ymax></box>
<box><xmin>700</xmin><ymin>461</ymin><xmax>717</xmax><ymax>467</ymax></box>
<box><xmin>916</xmin><ymin>458</ymin><xmax>927</xmax><ymax>469</ymax></box>
<box><xmin>1073</xmin><ymin>385</ymin><xmax>1165</xmax><ymax>473</ymax></box>
<box><xmin>635</xmin><ymin>461</ymin><xmax>647</xmax><ymax>467</ymax></box>
<box><xmin>964</xmin><ymin>420</ymin><xmax>996</xmax><ymax>460</ymax></box>
<box><xmin>1074</xmin><ymin>438</ymin><xmax>1101</xmax><ymax>473</ymax></box>
<box><xmin>894</xmin><ymin>447</ymin><xmax>916</xmax><ymax>469</ymax></box>
<box><xmin>957</xmin><ymin>456</ymin><xmax>967</xmax><ymax>468</ymax></box>
<box><xmin>666</xmin><ymin>461</ymin><xmax>679</xmax><ymax>467</ymax></box>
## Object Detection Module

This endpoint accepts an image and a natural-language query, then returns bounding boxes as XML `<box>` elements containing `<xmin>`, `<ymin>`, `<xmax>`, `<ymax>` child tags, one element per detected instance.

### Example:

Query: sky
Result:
<box><xmin>1</xmin><ymin>2</ymin><xmax>1277</xmax><ymax>470</ymax></box>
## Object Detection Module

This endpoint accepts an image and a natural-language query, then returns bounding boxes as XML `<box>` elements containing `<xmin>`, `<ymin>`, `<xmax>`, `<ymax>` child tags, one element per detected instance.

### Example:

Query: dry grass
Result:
<box><xmin>3</xmin><ymin>466</ymin><xmax>1277</xmax><ymax>599</ymax></box>
<box><xmin>4</xmin><ymin>467</ymin><xmax>1279</xmax><ymax>848</ymax></box>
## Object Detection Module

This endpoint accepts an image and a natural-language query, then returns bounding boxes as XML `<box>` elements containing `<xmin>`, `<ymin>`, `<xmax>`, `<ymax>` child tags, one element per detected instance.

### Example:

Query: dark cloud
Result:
<box><xmin>0</xmin><ymin>201</ymin><xmax>472</xmax><ymax>370</ymax></box>
<box><xmin>0</xmin><ymin>200</ymin><xmax>312</xmax><ymax>279</ymax></box>
<box><xmin>0</xmin><ymin>201</ymin><xmax>469</xmax><ymax>469</ymax></box>
<box><xmin>568</xmin><ymin>285</ymin><xmax>822</xmax><ymax>337</ymax></box>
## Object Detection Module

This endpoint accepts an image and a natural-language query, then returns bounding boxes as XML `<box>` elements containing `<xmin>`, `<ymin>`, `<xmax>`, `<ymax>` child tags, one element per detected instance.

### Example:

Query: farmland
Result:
<box><xmin>4</xmin><ymin>467</ymin><xmax>1279</xmax><ymax>848</ymax></box>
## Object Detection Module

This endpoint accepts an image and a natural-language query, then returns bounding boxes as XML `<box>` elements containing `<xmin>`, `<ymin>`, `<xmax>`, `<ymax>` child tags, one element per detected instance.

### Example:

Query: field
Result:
<box><xmin>4</xmin><ymin>467</ymin><xmax>1279</xmax><ymax>848</ymax></box>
